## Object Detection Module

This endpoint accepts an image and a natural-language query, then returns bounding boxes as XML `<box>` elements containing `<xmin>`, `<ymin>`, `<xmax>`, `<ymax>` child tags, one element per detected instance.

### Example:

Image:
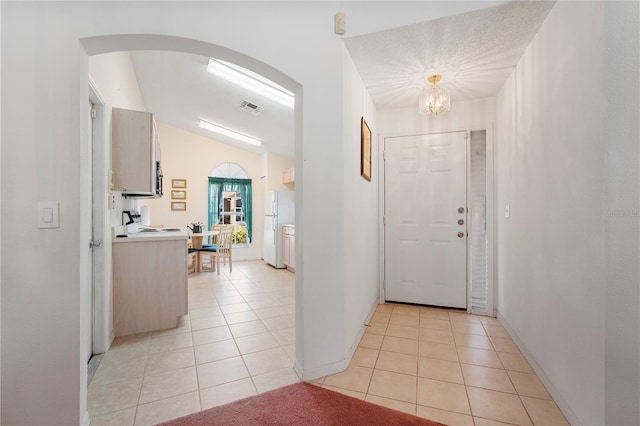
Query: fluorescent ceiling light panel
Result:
<box><xmin>207</xmin><ymin>58</ymin><xmax>294</xmax><ymax>109</ymax></box>
<box><xmin>199</xmin><ymin>120</ymin><xmax>262</xmax><ymax>147</ymax></box>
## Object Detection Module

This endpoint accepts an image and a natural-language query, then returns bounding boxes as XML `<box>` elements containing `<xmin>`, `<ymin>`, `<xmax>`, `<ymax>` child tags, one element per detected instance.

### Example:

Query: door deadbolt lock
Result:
<box><xmin>457</xmin><ymin>232</ymin><xmax>465</xmax><ymax>238</ymax></box>
<box><xmin>458</xmin><ymin>207</ymin><xmax>465</xmax><ymax>214</ymax></box>
<box><xmin>458</xmin><ymin>219</ymin><xmax>464</xmax><ymax>226</ymax></box>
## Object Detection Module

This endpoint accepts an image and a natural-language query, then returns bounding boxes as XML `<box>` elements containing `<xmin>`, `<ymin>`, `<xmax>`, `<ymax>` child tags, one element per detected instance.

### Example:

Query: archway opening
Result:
<box><xmin>81</xmin><ymin>34</ymin><xmax>302</xmax><ymax>415</ymax></box>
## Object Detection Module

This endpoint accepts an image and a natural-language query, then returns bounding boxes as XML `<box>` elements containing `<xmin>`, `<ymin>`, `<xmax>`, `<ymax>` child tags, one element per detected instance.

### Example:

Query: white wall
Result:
<box><xmin>89</xmin><ymin>52</ymin><xmax>146</xmax><ymax>112</ymax></box>
<box><xmin>604</xmin><ymin>2</ymin><xmax>640</xmax><ymax>425</ymax></box>
<box><xmin>378</xmin><ymin>98</ymin><xmax>496</xmax><ymax>136</ymax></box>
<box><xmin>495</xmin><ymin>2</ymin><xmax>605</xmax><ymax>423</ymax></box>
<box><xmin>342</xmin><ymin>45</ymin><xmax>379</xmax><ymax>357</ymax></box>
<box><xmin>143</xmin><ymin>122</ymin><xmax>264</xmax><ymax>261</ymax></box>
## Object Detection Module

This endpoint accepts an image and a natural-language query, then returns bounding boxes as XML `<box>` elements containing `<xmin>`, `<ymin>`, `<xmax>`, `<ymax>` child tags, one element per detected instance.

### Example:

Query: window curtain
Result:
<box><xmin>208</xmin><ymin>177</ymin><xmax>253</xmax><ymax>242</ymax></box>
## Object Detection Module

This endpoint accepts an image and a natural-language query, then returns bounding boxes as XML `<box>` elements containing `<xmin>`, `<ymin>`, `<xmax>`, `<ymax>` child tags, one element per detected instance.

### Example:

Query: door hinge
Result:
<box><xmin>383</xmin><ymin>215</ymin><xmax>385</xmax><ymax>225</ymax></box>
<box><xmin>91</xmin><ymin>108</ymin><xmax>97</xmax><ymax>119</ymax></box>
<box><xmin>383</xmin><ymin>151</ymin><xmax>386</xmax><ymax>161</ymax></box>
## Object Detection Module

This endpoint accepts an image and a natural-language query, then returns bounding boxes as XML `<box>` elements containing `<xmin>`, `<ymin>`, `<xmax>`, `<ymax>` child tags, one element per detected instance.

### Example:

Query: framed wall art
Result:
<box><xmin>360</xmin><ymin>117</ymin><xmax>372</xmax><ymax>181</ymax></box>
<box><xmin>171</xmin><ymin>201</ymin><xmax>187</xmax><ymax>211</ymax></box>
<box><xmin>171</xmin><ymin>179</ymin><xmax>187</xmax><ymax>188</ymax></box>
<box><xmin>171</xmin><ymin>190</ymin><xmax>187</xmax><ymax>200</ymax></box>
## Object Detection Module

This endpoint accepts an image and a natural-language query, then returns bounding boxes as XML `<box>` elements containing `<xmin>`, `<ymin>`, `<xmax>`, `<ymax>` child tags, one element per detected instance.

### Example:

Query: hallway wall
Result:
<box><xmin>342</xmin><ymin>44</ymin><xmax>379</xmax><ymax>359</ymax></box>
<box><xmin>603</xmin><ymin>2</ymin><xmax>640</xmax><ymax>425</ymax></box>
<box><xmin>495</xmin><ymin>2</ymin><xmax>606</xmax><ymax>423</ymax></box>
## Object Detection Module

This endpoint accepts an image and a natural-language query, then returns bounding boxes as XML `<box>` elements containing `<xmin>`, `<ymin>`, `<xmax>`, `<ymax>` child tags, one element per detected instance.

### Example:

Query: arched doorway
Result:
<box><xmin>81</xmin><ymin>34</ymin><xmax>301</xmax><ymax>421</ymax></box>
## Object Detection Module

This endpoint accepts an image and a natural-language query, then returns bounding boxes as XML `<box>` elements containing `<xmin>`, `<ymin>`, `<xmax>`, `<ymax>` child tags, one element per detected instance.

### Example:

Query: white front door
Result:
<box><xmin>385</xmin><ymin>132</ymin><xmax>467</xmax><ymax>309</ymax></box>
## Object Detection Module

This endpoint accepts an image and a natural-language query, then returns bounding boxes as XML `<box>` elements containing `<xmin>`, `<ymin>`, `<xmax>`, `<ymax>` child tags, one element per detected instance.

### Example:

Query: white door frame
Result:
<box><xmin>88</xmin><ymin>77</ymin><xmax>112</xmax><ymax>353</ymax></box>
<box><xmin>378</xmin><ymin>125</ymin><xmax>495</xmax><ymax>315</ymax></box>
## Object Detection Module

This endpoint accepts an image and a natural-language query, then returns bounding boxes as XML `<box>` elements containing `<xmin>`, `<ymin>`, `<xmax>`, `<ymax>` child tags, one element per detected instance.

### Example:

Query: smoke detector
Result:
<box><xmin>240</xmin><ymin>100</ymin><xmax>264</xmax><ymax>115</ymax></box>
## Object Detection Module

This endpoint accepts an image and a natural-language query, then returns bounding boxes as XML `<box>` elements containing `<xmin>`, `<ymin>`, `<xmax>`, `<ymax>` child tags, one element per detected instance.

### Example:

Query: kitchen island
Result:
<box><xmin>112</xmin><ymin>229</ymin><xmax>188</xmax><ymax>337</ymax></box>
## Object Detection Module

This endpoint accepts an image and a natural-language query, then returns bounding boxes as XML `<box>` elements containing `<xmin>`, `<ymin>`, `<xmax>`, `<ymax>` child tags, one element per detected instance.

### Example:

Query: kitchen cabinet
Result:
<box><xmin>282</xmin><ymin>225</ymin><xmax>295</xmax><ymax>271</ymax></box>
<box><xmin>282</xmin><ymin>168</ymin><xmax>295</xmax><ymax>184</ymax></box>
<box><xmin>112</xmin><ymin>107</ymin><xmax>163</xmax><ymax>197</ymax></box>
<box><xmin>112</xmin><ymin>235</ymin><xmax>187</xmax><ymax>336</ymax></box>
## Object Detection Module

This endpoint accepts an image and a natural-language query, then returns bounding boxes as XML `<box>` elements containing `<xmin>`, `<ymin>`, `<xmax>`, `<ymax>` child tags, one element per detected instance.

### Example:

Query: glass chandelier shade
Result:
<box><xmin>419</xmin><ymin>74</ymin><xmax>450</xmax><ymax>116</ymax></box>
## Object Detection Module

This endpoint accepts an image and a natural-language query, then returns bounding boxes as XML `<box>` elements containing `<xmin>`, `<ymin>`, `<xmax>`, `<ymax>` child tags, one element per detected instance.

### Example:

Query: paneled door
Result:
<box><xmin>385</xmin><ymin>132</ymin><xmax>468</xmax><ymax>308</ymax></box>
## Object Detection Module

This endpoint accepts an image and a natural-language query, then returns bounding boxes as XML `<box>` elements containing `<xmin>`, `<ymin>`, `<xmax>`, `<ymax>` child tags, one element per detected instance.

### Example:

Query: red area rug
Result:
<box><xmin>157</xmin><ymin>382</ymin><xmax>445</xmax><ymax>426</ymax></box>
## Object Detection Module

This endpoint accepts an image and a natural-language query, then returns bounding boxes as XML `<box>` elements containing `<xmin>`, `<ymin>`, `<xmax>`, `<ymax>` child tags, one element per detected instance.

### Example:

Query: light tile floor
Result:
<box><xmin>317</xmin><ymin>304</ymin><xmax>570</xmax><ymax>426</ymax></box>
<box><xmin>89</xmin><ymin>260</ymin><xmax>569</xmax><ymax>426</ymax></box>
<box><xmin>88</xmin><ymin>260</ymin><xmax>298</xmax><ymax>425</ymax></box>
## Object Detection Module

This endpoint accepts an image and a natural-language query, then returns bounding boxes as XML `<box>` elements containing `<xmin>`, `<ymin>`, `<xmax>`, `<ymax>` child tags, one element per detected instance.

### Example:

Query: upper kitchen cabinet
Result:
<box><xmin>282</xmin><ymin>167</ymin><xmax>295</xmax><ymax>184</ymax></box>
<box><xmin>112</xmin><ymin>108</ymin><xmax>163</xmax><ymax>198</ymax></box>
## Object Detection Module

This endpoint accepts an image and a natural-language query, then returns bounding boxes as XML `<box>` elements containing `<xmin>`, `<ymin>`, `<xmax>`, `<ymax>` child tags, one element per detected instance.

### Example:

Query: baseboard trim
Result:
<box><xmin>297</xmin><ymin>358</ymin><xmax>348</xmax><ymax>382</ymax></box>
<box><xmin>345</xmin><ymin>297</ymin><xmax>379</xmax><ymax>362</ymax></box>
<box><xmin>81</xmin><ymin>410</ymin><xmax>90</xmax><ymax>426</ymax></box>
<box><xmin>295</xmin><ymin>298</ymin><xmax>380</xmax><ymax>382</ymax></box>
<box><xmin>497</xmin><ymin>312</ymin><xmax>581</xmax><ymax>425</ymax></box>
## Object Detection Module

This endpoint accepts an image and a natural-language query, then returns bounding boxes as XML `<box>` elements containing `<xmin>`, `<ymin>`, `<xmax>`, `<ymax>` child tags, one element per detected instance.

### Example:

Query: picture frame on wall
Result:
<box><xmin>171</xmin><ymin>201</ymin><xmax>187</xmax><ymax>211</ymax></box>
<box><xmin>172</xmin><ymin>179</ymin><xmax>187</xmax><ymax>188</ymax></box>
<box><xmin>361</xmin><ymin>117</ymin><xmax>372</xmax><ymax>181</ymax></box>
<box><xmin>171</xmin><ymin>190</ymin><xmax>187</xmax><ymax>200</ymax></box>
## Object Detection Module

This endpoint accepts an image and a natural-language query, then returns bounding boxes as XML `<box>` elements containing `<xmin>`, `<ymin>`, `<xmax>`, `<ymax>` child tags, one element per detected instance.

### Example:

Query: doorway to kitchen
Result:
<box><xmin>86</xmin><ymin>78</ymin><xmax>110</xmax><ymax>385</ymax></box>
<box><xmin>81</xmin><ymin>36</ymin><xmax>302</xmax><ymax>398</ymax></box>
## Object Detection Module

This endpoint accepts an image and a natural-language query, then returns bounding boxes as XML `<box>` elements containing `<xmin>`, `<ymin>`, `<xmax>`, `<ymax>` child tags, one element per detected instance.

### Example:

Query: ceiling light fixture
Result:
<box><xmin>199</xmin><ymin>120</ymin><xmax>262</xmax><ymax>147</ymax></box>
<box><xmin>419</xmin><ymin>74</ymin><xmax>450</xmax><ymax>116</ymax></box>
<box><xmin>207</xmin><ymin>58</ymin><xmax>294</xmax><ymax>109</ymax></box>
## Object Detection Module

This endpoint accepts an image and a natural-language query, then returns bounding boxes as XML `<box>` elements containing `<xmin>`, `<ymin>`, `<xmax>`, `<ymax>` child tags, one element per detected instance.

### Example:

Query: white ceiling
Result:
<box><xmin>343</xmin><ymin>1</ymin><xmax>554</xmax><ymax>108</ymax></box>
<box><xmin>130</xmin><ymin>1</ymin><xmax>553</xmax><ymax>158</ymax></box>
<box><xmin>130</xmin><ymin>50</ymin><xmax>295</xmax><ymax>158</ymax></box>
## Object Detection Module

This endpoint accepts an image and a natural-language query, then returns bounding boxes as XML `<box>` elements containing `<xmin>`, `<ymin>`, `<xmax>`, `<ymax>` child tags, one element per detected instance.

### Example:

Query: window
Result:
<box><xmin>209</xmin><ymin>163</ymin><xmax>252</xmax><ymax>245</ymax></box>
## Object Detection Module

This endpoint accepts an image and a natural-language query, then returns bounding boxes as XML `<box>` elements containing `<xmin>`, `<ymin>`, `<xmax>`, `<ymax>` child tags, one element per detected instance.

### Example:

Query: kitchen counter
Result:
<box><xmin>112</xmin><ymin>228</ymin><xmax>188</xmax><ymax>337</ymax></box>
<box><xmin>112</xmin><ymin>228</ymin><xmax>189</xmax><ymax>243</ymax></box>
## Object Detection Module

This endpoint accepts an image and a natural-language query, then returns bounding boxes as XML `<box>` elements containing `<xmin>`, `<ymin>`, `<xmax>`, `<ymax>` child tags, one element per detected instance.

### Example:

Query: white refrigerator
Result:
<box><xmin>263</xmin><ymin>190</ymin><xmax>294</xmax><ymax>268</ymax></box>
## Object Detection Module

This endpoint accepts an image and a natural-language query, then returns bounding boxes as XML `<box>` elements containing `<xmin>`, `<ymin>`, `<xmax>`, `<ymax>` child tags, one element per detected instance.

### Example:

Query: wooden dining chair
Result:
<box><xmin>198</xmin><ymin>225</ymin><xmax>233</xmax><ymax>274</ymax></box>
<box><xmin>187</xmin><ymin>237</ymin><xmax>198</xmax><ymax>274</ymax></box>
<box><xmin>215</xmin><ymin>226</ymin><xmax>233</xmax><ymax>274</ymax></box>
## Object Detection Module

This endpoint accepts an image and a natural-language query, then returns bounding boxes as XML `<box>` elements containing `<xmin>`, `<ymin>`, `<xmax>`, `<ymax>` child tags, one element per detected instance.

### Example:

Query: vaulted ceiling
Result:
<box><xmin>128</xmin><ymin>1</ymin><xmax>554</xmax><ymax>158</ymax></box>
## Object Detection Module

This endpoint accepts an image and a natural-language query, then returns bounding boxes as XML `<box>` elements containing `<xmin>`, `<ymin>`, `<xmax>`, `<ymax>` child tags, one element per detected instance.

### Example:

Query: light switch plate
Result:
<box><xmin>38</xmin><ymin>201</ymin><xmax>60</xmax><ymax>228</ymax></box>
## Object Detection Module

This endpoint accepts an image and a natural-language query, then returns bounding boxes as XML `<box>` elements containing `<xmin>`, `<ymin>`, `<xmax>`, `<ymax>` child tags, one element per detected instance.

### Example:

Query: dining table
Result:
<box><xmin>190</xmin><ymin>230</ymin><xmax>220</xmax><ymax>249</ymax></box>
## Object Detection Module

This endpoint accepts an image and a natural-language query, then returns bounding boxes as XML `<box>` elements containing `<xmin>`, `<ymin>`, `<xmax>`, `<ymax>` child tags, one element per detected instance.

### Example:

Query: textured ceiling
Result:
<box><xmin>344</xmin><ymin>1</ymin><xmax>555</xmax><ymax>109</ymax></box>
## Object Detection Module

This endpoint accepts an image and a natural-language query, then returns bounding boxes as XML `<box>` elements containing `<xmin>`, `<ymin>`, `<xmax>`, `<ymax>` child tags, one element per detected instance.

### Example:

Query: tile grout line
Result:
<box><xmin>233</xmin><ymin>276</ymin><xmax>262</xmax><ymax>395</ymax></box>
